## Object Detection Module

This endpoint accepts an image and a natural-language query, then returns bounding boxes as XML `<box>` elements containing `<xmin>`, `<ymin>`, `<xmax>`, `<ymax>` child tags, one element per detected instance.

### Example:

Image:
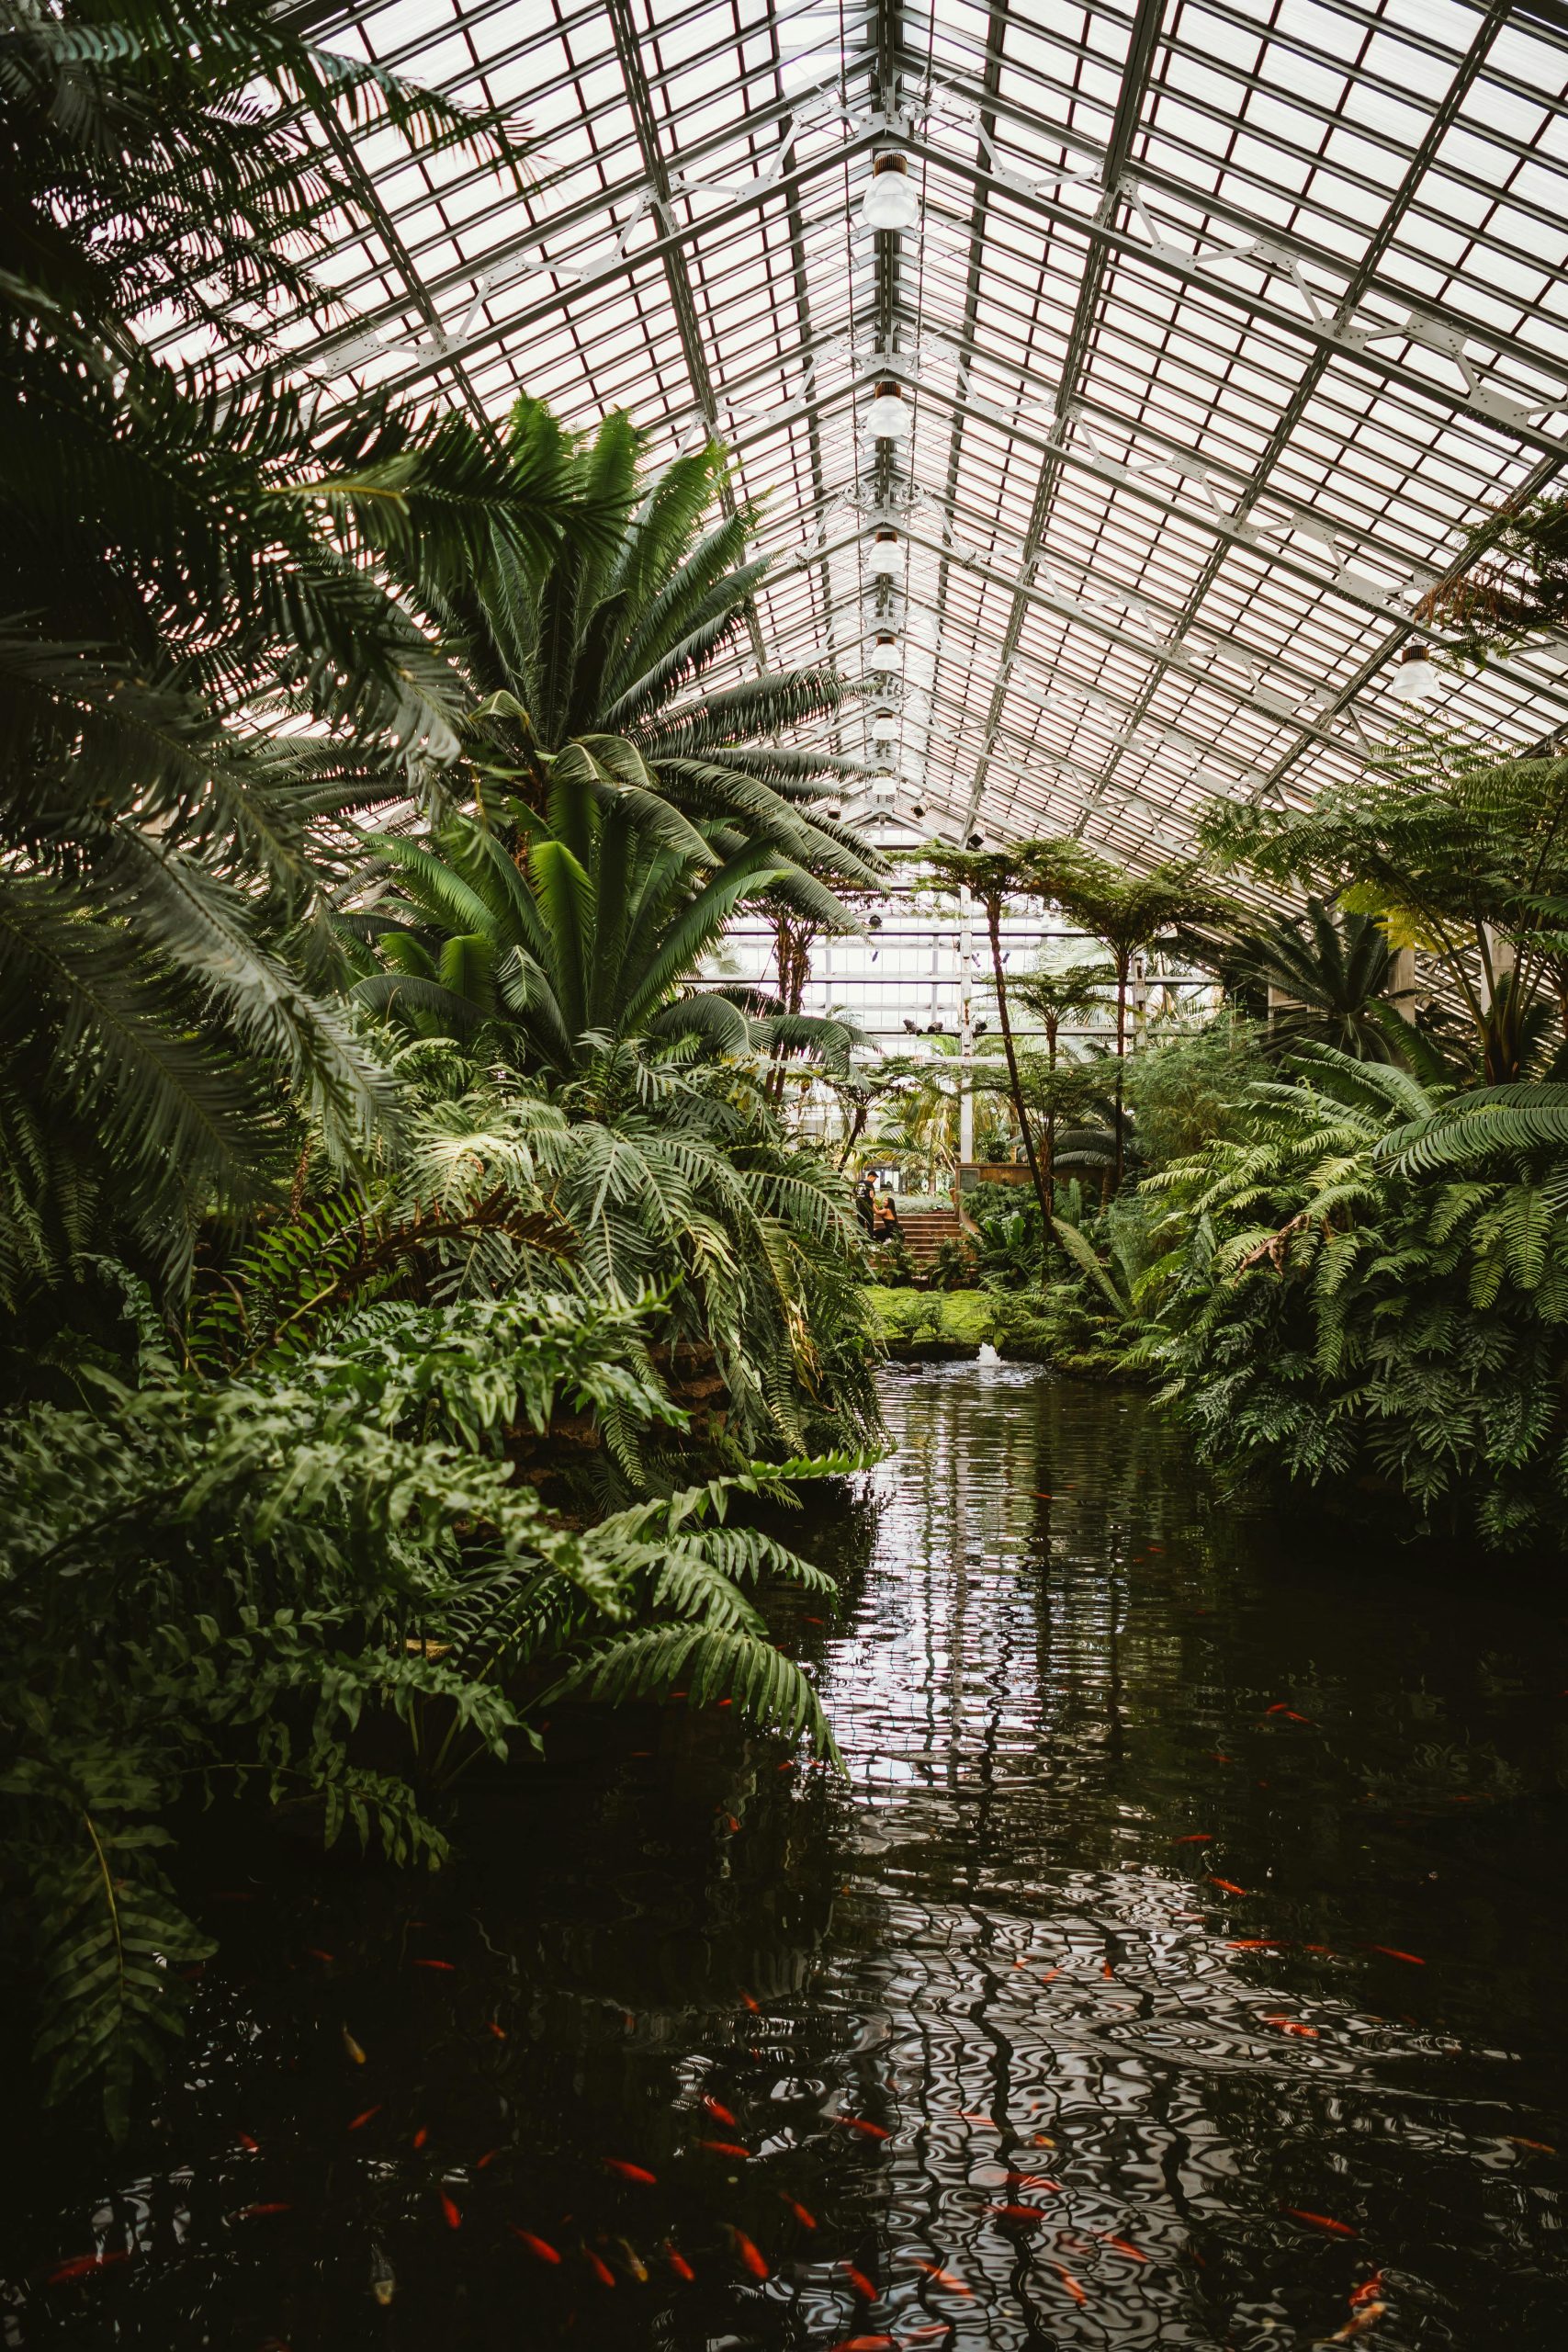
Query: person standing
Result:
<box><xmin>854</xmin><ymin>1172</ymin><xmax>877</xmax><ymax>1238</ymax></box>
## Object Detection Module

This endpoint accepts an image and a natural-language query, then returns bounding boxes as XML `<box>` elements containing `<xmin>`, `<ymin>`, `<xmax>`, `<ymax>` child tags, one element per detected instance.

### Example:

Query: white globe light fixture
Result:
<box><xmin>871</xmin><ymin>713</ymin><xmax>898</xmax><ymax>741</ymax></box>
<box><xmin>864</xmin><ymin>379</ymin><xmax>911</xmax><ymax>440</ymax></box>
<box><xmin>861</xmin><ymin>154</ymin><xmax>921</xmax><ymax>232</ymax></box>
<box><xmin>867</xmin><ymin>633</ymin><xmax>900</xmax><ymax>673</ymax></box>
<box><xmin>868</xmin><ymin>529</ymin><xmax>902</xmax><ymax>577</ymax></box>
<box><xmin>1388</xmin><ymin>647</ymin><xmax>1441</xmax><ymax>707</ymax></box>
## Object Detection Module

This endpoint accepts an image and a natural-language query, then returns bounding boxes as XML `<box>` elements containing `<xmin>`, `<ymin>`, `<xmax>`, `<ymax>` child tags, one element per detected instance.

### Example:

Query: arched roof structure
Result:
<box><xmin>250</xmin><ymin>0</ymin><xmax>1568</xmax><ymax>865</ymax></box>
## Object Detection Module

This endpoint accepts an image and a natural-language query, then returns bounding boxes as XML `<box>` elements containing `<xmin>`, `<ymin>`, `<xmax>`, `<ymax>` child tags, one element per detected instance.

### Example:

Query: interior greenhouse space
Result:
<box><xmin>10</xmin><ymin>0</ymin><xmax>1568</xmax><ymax>2342</ymax></box>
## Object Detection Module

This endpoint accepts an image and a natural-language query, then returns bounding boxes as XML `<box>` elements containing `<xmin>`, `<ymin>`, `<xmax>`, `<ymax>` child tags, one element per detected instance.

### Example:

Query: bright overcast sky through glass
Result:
<box><xmin>247</xmin><ymin>0</ymin><xmax>1568</xmax><ymax>870</ymax></box>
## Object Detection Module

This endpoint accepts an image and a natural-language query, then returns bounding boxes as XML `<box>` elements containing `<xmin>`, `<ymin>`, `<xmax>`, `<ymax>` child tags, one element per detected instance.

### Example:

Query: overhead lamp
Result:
<box><xmin>869</xmin><ymin>529</ymin><xmax>902</xmax><ymax>577</ymax></box>
<box><xmin>871</xmin><ymin>713</ymin><xmax>898</xmax><ymax>741</ymax></box>
<box><xmin>861</xmin><ymin>153</ymin><xmax>921</xmax><ymax>232</ymax></box>
<box><xmin>863</xmin><ymin>379</ymin><xmax>911</xmax><ymax>439</ymax></box>
<box><xmin>1388</xmin><ymin>646</ymin><xmax>1441</xmax><ymax>707</ymax></box>
<box><xmin>867</xmin><ymin>633</ymin><xmax>900</xmax><ymax>673</ymax></box>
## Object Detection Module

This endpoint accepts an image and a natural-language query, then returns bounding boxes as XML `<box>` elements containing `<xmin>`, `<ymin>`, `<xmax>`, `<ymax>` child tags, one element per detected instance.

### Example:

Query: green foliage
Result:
<box><xmin>1118</xmin><ymin>1017</ymin><xmax>1268</xmax><ymax>1168</ymax></box>
<box><xmin>0</xmin><ymin>1285</ymin><xmax>846</xmax><ymax>2132</ymax></box>
<box><xmin>1135</xmin><ymin>1046</ymin><xmax>1568</xmax><ymax>1550</ymax></box>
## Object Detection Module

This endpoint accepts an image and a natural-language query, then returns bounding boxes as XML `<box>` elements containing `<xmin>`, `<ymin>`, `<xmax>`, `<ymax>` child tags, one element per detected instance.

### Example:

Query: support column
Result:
<box><xmin>1385</xmin><ymin>944</ymin><xmax>1418</xmax><ymax>1017</ymax></box>
<box><xmin>958</xmin><ymin>885</ymin><xmax>975</xmax><ymax>1168</ymax></box>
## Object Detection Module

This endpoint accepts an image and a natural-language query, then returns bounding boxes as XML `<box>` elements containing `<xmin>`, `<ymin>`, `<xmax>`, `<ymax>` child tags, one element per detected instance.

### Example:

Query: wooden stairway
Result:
<box><xmin>892</xmin><ymin>1205</ymin><xmax>965</xmax><ymax>1272</ymax></box>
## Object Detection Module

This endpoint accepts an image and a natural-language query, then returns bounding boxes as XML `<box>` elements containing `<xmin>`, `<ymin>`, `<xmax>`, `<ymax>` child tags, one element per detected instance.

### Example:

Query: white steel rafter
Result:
<box><xmin>261</xmin><ymin>0</ymin><xmax>1568</xmax><ymax>872</ymax></box>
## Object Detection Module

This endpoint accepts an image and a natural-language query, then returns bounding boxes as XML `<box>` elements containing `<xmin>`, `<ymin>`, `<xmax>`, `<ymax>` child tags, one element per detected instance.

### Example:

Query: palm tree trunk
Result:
<box><xmin>1112</xmin><ymin>955</ymin><xmax>1129</xmax><ymax>1194</ymax></box>
<box><xmin>987</xmin><ymin>896</ymin><xmax>1053</xmax><ymax>1254</ymax></box>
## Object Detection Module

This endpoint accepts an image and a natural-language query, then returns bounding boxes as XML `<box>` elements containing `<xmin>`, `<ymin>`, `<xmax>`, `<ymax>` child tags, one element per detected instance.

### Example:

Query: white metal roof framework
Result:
<box><xmin>247</xmin><ymin>0</ymin><xmax>1568</xmax><ymax>868</ymax></box>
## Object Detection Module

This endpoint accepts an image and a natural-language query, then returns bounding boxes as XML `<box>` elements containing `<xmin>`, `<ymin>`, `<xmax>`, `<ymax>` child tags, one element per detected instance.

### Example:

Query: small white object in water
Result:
<box><xmin>976</xmin><ymin>1343</ymin><xmax>1000</xmax><ymax>1366</ymax></box>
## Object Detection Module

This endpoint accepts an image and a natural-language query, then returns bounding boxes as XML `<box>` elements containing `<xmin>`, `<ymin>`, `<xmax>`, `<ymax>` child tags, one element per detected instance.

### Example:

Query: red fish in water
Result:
<box><xmin>665</xmin><ymin>2244</ymin><xmax>695</xmax><ymax>2281</ymax></box>
<box><xmin>835</xmin><ymin>2115</ymin><xmax>891</xmax><ymax>2139</ymax></box>
<box><xmin>730</xmin><ymin>2229</ymin><xmax>770</xmax><ymax>2279</ymax></box>
<box><xmin>1053</xmin><ymin>2265</ymin><xmax>1089</xmax><ymax>2306</ymax></box>
<box><xmin>716</xmin><ymin>1698</ymin><xmax>733</xmax><ymax>1709</ymax></box>
<box><xmin>412</xmin><ymin>2127</ymin><xmax>428</xmax><ymax>2150</ymax></box>
<box><xmin>347</xmin><ymin>2106</ymin><xmax>382</xmax><ymax>2131</ymax></box>
<box><xmin>512</xmin><ymin>2231</ymin><xmax>561</xmax><ymax>2264</ymax></box>
<box><xmin>1228</xmin><ymin>1939</ymin><xmax>1287</xmax><ymax>1950</ymax></box>
<box><xmin>739</xmin><ymin>1992</ymin><xmax>761</xmax><ymax>2013</ymax></box>
<box><xmin>1100</xmin><ymin>2233</ymin><xmax>1148</xmax><ymax>2261</ymax></box>
<box><xmin>1349</xmin><ymin>2272</ymin><xmax>1384</xmax><ymax>2308</ymax></box>
<box><xmin>342</xmin><ymin>2027</ymin><xmax>367</xmax><ymax>2064</ymax></box>
<box><xmin>1505</xmin><ymin>2135</ymin><xmax>1556</xmax><ymax>2154</ymax></box>
<box><xmin>1040</xmin><ymin>1967</ymin><xmax>1061</xmax><ymax>1983</ymax></box>
<box><xmin>1332</xmin><ymin>2306</ymin><xmax>1387</xmax><ymax>2340</ymax></box>
<box><xmin>487</xmin><ymin>2021</ymin><xmax>507</xmax><ymax>2040</ymax></box>
<box><xmin>237</xmin><ymin>2132</ymin><xmax>260</xmax><ymax>2152</ymax></box>
<box><xmin>305</xmin><ymin>1948</ymin><xmax>333</xmax><ymax>1963</ymax></box>
<box><xmin>702</xmin><ymin>2095</ymin><xmax>738</xmax><ymax>2126</ymax></box>
<box><xmin>474</xmin><ymin>2148</ymin><xmax>501</xmax><ymax>2169</ymax></box>
<box><xmin>1369</xmin><ymin>1945</ymin><xmax>1425</xmax><ymax>1964</ymax></box>
<box><xmin>1261</xmin><ymin>2015</ymin><xmax>1320</xmax><ymax>2039</ymax></box>
<box><xmin>987</xmin><ymin>2204</ymin><xmax>1051</xmax><ymax>2225</ymax></box>
<box><xmin>782</xmin><ymin>2197</ymin><xmax>818</xmax><ymax>2228</ymax></box>
<box><xmin>909</xmin><ymin>2259</ymin><xmax>970</xmax><ymax>2293</ymax></box>
<box><xmin>1211</xmin><ymin>1752</ymin><xmax>1235</xmax><ymax>1764</ymax></box>
<box><xmin>412</xmin><ymin>1958</ymin><xmax>455</xmax><ymax>1973</ymax></box>
<box><xmin>1101</xmin><ymin>1959</ymin><xmax>1115</xmax><ymax>1979</ymax></box>
<box><xmin>440</xmin><ymin>2195</ymin><xmax>461</xmax><ymax>2231</ymax></box>
<box><xmin>1208</xmin><ymin>1877</ymin><xmax>1248</xmax><ymax>1895</ymax></box>
<box><xmin>829</xmin><ymin>2339</ymin><xmax>895</xmax><ymax>2350</ymax></box>
<box><xmin>1283</xmin><ymin>2209</ymin><xmax>1357</xmax><ymax>2236</ymax></box>
<box><xmin>46</xmin><ymin>2251</ymin><xmax>132</xmax><ymax>2283</ymax></box>
<box><xmin>239</xmin><ymin>2203</ymin><xmax>291</xmax><ymax>2219</ymax></box>
<box><xmin>697</xmin><ymin>2140</ymin><xmax>750</xmax><ymax>2160</ymax></box>
<box><xmin>585</xmin><ymin>2249</ymin><xmax>616</xmax><ymax>2287</ymax></box>
<box><xmin>1171</xmin><ymin>1832</ymin><xmax>1213</xmax><ymax>1845</ymax></box>
<box><xmin>1264</xmin><ymin>1705</ymin><xmax>1314</xmax><ymax>1724</ymax></box>
<box><xmin>842</xmin><ymin>2263</ymin><xmax>878</xmax><ymax>2299</ymax></box>
<box><xmin>604</xmin><ymin>2158</ymin><xmax>657</xmax><ymax>2183</ymax></box>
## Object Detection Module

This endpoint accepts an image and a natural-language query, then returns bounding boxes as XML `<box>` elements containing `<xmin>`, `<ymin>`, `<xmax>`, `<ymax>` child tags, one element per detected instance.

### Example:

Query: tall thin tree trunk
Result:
<box><xmin>1112</xmin><ymin>955</ymin><xmax>1129</xmax><ymax>1194</ymax></box>
<box><xmin>987</xmin><ymin>897</ymin><xmax>1053</xmax><ymax>1253</ymax></box>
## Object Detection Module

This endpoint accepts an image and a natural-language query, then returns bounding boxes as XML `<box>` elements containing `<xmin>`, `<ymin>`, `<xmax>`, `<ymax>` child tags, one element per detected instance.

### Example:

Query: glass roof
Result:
<box><xmin>244</xmin><ymin>0</ymin><xmax>1568</xmax><ymax>865</ymax></box>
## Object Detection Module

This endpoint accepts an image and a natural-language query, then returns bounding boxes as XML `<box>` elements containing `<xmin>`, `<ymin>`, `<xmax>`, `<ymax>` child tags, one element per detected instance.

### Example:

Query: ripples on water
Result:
<box><xmin>4</xmin><ymin>1368</ymin><xmax>1567</xmax><ymax>2348</ymax></box>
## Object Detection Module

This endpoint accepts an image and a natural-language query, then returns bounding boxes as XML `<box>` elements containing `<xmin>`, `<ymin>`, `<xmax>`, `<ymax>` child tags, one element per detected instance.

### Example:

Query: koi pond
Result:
<box><xmin>6</xmin><ymin>1364</ymin><xmax>1568</xmax><ymax>2348</ymax></box>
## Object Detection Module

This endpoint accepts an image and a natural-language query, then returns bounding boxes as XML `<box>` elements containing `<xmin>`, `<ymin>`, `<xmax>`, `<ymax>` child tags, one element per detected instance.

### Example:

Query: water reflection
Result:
<box><xmin>4</xmin><ymin>1369</ymin><xmax>1566</xmax><ymax>2349</ymax></box>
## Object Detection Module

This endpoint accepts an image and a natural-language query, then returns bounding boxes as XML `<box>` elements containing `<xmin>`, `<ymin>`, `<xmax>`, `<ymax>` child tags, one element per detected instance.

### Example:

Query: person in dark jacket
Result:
<box><xmin>854</xmin><ymin>1173</ymin><xmax>877</xmax><ymax>1238</ymax></box>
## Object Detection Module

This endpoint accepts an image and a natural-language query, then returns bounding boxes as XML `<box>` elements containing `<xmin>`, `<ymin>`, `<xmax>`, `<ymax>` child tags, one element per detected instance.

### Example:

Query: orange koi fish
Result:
<box><xmin>46</xmin><ymin>2251</ymin><xmax>132</xmax><ymax>2284</ymax></box>
<box><xmin>305</xmin><ymin>1948</ymin><xmax>334</xmax><ymax>1963</ymax></box>
<box><xmin>1208</xmin><ymin>1877</ymin><xmax>1248</xmax><ymax>1896</ymax></box>
<box><xmin>782</xmin><ymin>2197</ymin><xmax>818</xmax><ymax>2228</ymax></box>
<box><xmin>829</xmin><ymin>2339</ymin><xmax>895</xmax><ymax>2351</ymax></box>
<box><xmin>585</xmin><ymin>2249</ymin><xmax>616</xmax><ymax>2287</ymax></box>
<box><xmin>1100</xmin><ymin>2234</ymin><xmax>1148</xmax><ymax>2262</ymax></box>
<box><xmin>1369</xmin><ymin>1946</ymin><xmax>1424</xmax><ymax>1964</ymax></box>
<box><xmin>342</xmin><ymin>2027</ymin><xmax>367</xmax><ymax>2064</ymax></box>
<box><xmin>842</xmin><ymin>2263</ymin><xmax>878</xmax><ymax>2298</ymax></box>
<box><xmin>440</xmin><ymin>2195</ymin><xmax>461</xmax><ymax>2231</ymax></box>
<box><xmin>487</xmin><ymin>2021</ymin><xmax>507</xmax><ymax>2040</ymax></box>
<box><xmin>1053</xmin><ymin>2265</ymin><xmax>1089</xmax><ymax>2305</ymax></box>
<box><xmin>239</xmin><ymin>2203</ymin><xmax>291</xmax><ymax>2219</ymax></box>
<box><xmin>1228</xmin><ymin>1939</ymin><xmax>1286</xmax><ymax>1950</ymax></box>
<box><xmin>512</xmin><ymin>2231</ymin><xmax>560</xmax><ymax>2265</ymax></box>
<box><xmin>1332</xmin><ymin>2307</ymin><xmax>1386</xmax><ymax>2340</ymax></box>
<box><xmin>909</xmin><ymin>2259</ymin><xmax>970</xmax><ymax>2293</ymax></box>
<box><xmin>1261</xmin><ymin>2015</ymin><xmax>1319</xmax><ymax>2039</ymax></box>
<box><xmin>1040</xmin><ymin>1968</ymin><xmax>1061</xmax><ymax>1983</ymax></box>
<box><xmin>835</xmin><ymin>2115</ymin><xmax>892</xmax><ymax>2139</ymax></box>
<box><xmin>237</xmin><ymin>2132</ymin><xmax>260</xmax><ymax>2152</ymax></box>
<box><xmin>1171</xmin><ymin>1833</ymin><xmax>1213</xmax><ymax>1845</ymax></box>
<box><xmin>347</xmin><ymin>2106</ymin><xmax>382</xmax><ymax>2131</ymax></box>
<box><xmin>412</xmin><ymin>2127</ymin><xmax>428</xmax><ymax>2150</ymax></box>
<box><xmin>987</xmin><ymin>2204</ymin><xmax>1050</xmax><ymax>2225</ymax></box>
<box><xmin>1283</xmin><ymin>2209</ymin><xmax>1357</xmax><ymax>2236</ymax></box>
<box><xmin>697</xmin><ymin>2140</ymin><xmax>750</xmax><ymax>2160</ymax></box>
<box><xmin>702</xmin><ymin>2095</ymin><xmax>738</xmax><ymax>2126</ymax></box>
<box><xmin>1349</xmin><ymin>2273</ymin><xmax>1384</xmax><ymax>2309</ymax></box>
<box><xmin>729</xmin><ymin>2229</ymin><xmax>770</xmax><ymax>2279</ymax></box>
<box><xmin>1101</xmin><ymin>1959</ymin><xmax>1115</xmax><ymax>1979</ymax></box>
<box><xmin>604</xmin><ymin>2158</ymin><xmax>657</xmax><ymax>2183</ymax></box>
<box><xmin>739</xmin><ymin>1992</ymin><xmax>761</xmax><ymax>2013</ymax></box>
<box><xmin>412</xmin><ymin>1958</ymin><xmax>455</xmax><ymax>1973</ymax></box>
<box><xmin>665</xmin><ymin>2244</ymin><xmax>695</xmax><ymax>2281</ymax></box>
<box><xmin>1505</xmin><ymin>2136</ymin><xmax>1556</xmax><ymax>2154</ymax></box>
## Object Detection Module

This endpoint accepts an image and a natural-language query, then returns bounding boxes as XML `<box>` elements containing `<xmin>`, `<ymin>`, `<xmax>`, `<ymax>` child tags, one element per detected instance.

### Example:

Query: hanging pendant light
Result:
<box><xmin>867</xmin><ymin>633</ymin><xmax>900</xmax><ymax>673</ymax></box>
<box><xmin>871</xmin><ymin>713</ymin><xmax>898</xmax><ymax>741</ymax></box>
<box><xmin>869</xmin><ymin>529</ymin><xmax>902</xmax><ymax>577</ymax></box>
<box><xmin>861</xmin><ymin>153</ymin><xmax>920</xmax><ymax>232</ymax></box>
<box><xmin>1388</xmin><ymin>646</ymin><xmax>1441</xmax><ymax>706</ymax></box>
<box><xmin>864</xmin><ymin>379</ymin><xmax>911</xmax><ymax>439</ymax></box>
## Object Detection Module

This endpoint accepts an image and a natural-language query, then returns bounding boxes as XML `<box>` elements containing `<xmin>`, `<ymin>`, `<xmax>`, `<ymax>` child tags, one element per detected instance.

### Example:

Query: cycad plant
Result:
<box><xmin>1</xmin><ymin>0</ymin><xmax>601</xmax><ymax>1297</ymax></box>
<box><xmin>1190</xmin><ymin>899</ymin><xmax>1398</xmax><ymax>1059</ymax></box>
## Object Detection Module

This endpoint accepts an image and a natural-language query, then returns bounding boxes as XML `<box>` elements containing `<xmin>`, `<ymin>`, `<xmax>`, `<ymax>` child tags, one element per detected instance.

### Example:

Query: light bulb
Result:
<box><xmin>864</xmin><ymin>380</ymin><xmax>911</xmax><ymax>439</ymax></box>
<box><xmin>867</xmin><ymin>634</ymin><xmax>900</xmax><ymax>673</ymax></box>
<box><xmin>868</xmin><ymin>532</ymin><xmax>901</xmax><ymax>576</ymax></box>
<box><xmin>871</xmin><ymin>715</ymin><xmax>898</xmax><ymax>741</ymax></box>
<box><xmin>1389</xmin><ymin>650</ymin><xmax>1441</xmax><ymax>707</ymax></box>
<box><xmin>861</xmin><ymin>157</ymin><xmax>920</xmax><ymax>232</ymax></box>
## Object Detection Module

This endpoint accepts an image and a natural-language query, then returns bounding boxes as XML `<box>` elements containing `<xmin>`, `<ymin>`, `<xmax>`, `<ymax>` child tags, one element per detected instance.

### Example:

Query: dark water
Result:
<box><xmin>6</xmin><ymin>1366</ymin><xmax>1568</xmax><ymax>2349</ymax></box>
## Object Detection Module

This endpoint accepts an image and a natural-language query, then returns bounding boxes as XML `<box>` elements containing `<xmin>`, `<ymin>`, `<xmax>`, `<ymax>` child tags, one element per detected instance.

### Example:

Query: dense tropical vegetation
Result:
<box><xmin>0</xmin><ymin>0</ymin><xmax>880</xmax><ymax>2133</ymax></box>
